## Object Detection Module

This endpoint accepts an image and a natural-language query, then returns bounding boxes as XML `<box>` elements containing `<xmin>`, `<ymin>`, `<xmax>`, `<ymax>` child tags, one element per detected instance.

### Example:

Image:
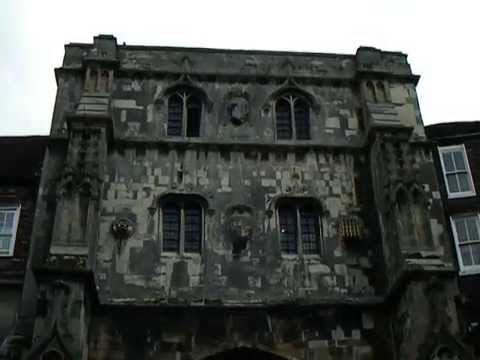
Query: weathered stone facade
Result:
<box><xmin>1</xmin><ymin>35</ymin><xmax>475</xmax><ymax>359</ymax></box>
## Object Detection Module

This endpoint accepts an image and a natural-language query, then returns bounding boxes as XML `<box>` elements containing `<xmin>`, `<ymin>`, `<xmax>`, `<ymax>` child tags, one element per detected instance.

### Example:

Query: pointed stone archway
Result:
<box><xmin>203</xmin><ymin>347</ymin><xmax>288</xmax><ymax>360</ymax></box>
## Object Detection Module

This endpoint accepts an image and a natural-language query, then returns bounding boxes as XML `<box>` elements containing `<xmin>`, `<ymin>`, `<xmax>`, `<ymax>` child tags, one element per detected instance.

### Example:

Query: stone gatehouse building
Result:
<box><xmin>0</xmin><ymin>35</ymin><xmax>474</xmax><ymax>359</ymax></box>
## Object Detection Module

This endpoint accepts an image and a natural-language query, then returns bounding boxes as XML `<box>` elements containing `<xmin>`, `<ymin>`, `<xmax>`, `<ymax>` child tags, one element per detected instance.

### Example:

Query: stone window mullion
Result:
<box><xmin>180</xmin><ymin>204</ymin><xmax>185</xmax><ymax>256</ymax></box>
<box><xmin>158</xmin><ymin>206</ymin><xmax>163</xmax><ymax>252</ymax></box>
<box><xmin>290</xmin><ymin>96</ymin><xmax>297</xmax><ymax>140</ymax></box>
<box><xmin>85</xmin><ymin>68</ymin><xmax>91</xmax><ymax>91</ymax></box>
<box><xmin>182</xmin><ymin>93</ymin><xmax>189</xmax><ymax>137</ymax></box>
<box><xmin>296</xmin><ymin>205</ymin><xmax>303</xmax><ymax>255</ymax></box>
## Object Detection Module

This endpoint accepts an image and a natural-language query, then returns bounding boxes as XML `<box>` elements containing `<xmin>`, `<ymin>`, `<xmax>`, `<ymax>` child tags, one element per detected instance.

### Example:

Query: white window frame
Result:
<box><xmin>0</xmin><ymin>204</ymin><xmax>21</xmax><ymax>257</ymax></box>
<box><xmin>438</xmin><ymin>144</ymin><xmax>476</xmax><ymax>199</ymax></box>
<box><xmin>450</xmin><ymin>213</ymin><xmax>480</xmax><ymax>275</ymax></box>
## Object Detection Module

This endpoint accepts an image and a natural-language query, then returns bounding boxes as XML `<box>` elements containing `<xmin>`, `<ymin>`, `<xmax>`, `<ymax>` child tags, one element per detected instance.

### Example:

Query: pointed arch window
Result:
<box><xmin>275</xmin><ymin>94</ymin><xmax>311</xmax><ymax>140</ymax></box>
<box><xmin>376</xmin><ymin>82</ymin><xmax>388</xmax><ymax>103</ymax></box>
<box><xmin>366</xmin><ymin>81</ymin><xmax>377</xmax><ymax>102</ymax></box>
<box><xmin>167</xmin><ymin>89</ymin><xmax>202</xmax><ymax>137</ymax></box>
<box><xmin>365</xmin><ymin>81</ymin><xmax>389</xmax><ymax>103</ymax></box>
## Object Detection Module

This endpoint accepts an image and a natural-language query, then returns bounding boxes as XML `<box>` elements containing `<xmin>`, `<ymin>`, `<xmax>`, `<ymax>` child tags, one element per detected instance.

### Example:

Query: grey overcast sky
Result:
<box><xmin>1</xmin><ymin>0</ymin><xmax>479</xmax><ymax>135</ymax></box>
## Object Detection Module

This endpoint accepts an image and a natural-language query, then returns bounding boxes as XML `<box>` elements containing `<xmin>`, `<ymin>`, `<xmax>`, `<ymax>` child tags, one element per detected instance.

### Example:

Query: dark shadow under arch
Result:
<box><xmin>203</xmin><ymin>347</ymin><xmax>288</xmax><ymax>360</ymax></box>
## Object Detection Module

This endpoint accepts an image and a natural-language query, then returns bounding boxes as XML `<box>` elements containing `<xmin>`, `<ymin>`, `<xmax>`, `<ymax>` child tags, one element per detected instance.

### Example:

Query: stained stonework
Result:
<box><xmin>0</xmin><ymin>35</ymin><xmax>474</xmax><ymax>360</ymax></box>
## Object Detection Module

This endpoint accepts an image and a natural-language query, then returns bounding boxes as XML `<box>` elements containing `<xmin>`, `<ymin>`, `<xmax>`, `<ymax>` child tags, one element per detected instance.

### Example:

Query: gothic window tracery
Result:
<box><xmin>376</xmin><ymin>82</ymin><xmax>388</xmax><ymax>102</ymax></box>
<box><xmin>167</xmin><ymin>89</ymin><xmax>202</xmax><ymax>137</ymax></box>
<box><xmin>85</xmin><ymin>68</ymin><xmax>112</xmax><ymax>93</ymax></box>
<box><xmin>275</xmin><ymin>94</ymin><xmax>310</xmax><ymax>140</ymax></box>
<box><xmin>365</xmin><ymin>81</ymin><xmax>389</xmax><ymax>103</ymax></box>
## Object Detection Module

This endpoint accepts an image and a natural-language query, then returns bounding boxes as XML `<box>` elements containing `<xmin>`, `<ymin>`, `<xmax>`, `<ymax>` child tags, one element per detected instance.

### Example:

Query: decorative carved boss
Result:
<box><xmin>110</xmin><ymin>210</ymin><xmax>137</xmax><ymax>241</ymax></box>
<box><xmin>111</xmin><ymin>218</ymin><xmax>135</xmax><ymax>240</ymax></box>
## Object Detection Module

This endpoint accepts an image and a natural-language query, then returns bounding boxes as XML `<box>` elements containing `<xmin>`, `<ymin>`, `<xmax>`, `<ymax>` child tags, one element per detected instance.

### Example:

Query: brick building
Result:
<box><xmin>0</xmin><ymin>35</ymin><xmax>475</xmax><ymax>359</ymax></box>
<box><xmin>0</xmin><ymin>136</ymin><xmax>47</xmax><ymax>345</ymax></box>
<box><xmin>426</xmin><ymin>121</ymin><xmax>480</xmax><ymax>357</ymax></box>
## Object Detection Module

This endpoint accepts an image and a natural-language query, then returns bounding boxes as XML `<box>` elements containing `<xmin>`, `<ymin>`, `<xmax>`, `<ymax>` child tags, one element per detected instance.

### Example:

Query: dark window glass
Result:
<box><xmin>460</xmin><ymin>245</ymin><xmax>473</xmax><ymax>266</ymax></box>
<box><xmin>467</xmin><ymin>216</ymin><xmax>480</xmax><ymax>240</ymax></box>
<box><xmin>446</xmin><ymin>174</ymin><xmax>460</xmax><ymax>193</ymax></box>
<box><xmin>441</xmin><ymin>147</ymin><xmax>474</xmax><ymax>195</ymax></box>
<box><xmin>184</xmin><ymin>203</ymin><xmax>202</xmax><ymax>253</ymax></box>
<box><xmin>458</xmin><ymin>173</ymin><xmax>470</xmax><ymax>192</ymax></box>
<box><xmin>186</xmin><ymin>96</ymin><xmax>201</xmax><ymax>137</ymax></box>
<box><xmin>453</xmin><ymin>150</ymin><xmax>466</xmax><ymax>170</ymax></box>
<box><xmin>295</xmin><ymin>99</ymin><xmax>310</xmax><ymax>140</ymax></box>
<box><xmin>162</xmin><ymin>203</ymin><xmax>180</xmax><ymax>252</ymax></box>
<box><xmin>278</xmin><ymin>201</ymin><xmax>322</xmax><ymax>255</ymax></box>
<box><xmin>278</xmin><ymin>205</ymin><xmax>297</xmax><ymax>253</ymax></box>
<box><xmin>300</xmin><ymin>205</ymin><xmax>319</xmax><ymax>254</ymax></box>
<box><xmin>167</xmin><ymin>94</ymin><xmax>183</xmax><ymax>136</ymax></box>
<box><xmin>472</xmin><ymin>243</ymin><xmax>480</xmax><ymax>265</ymax></box>
<box><xmin>276</xmin><ymin>94</ymin><xmax>311</xmax><ymax>140</ymax></box>
<box><xmin>276</xmin><ymin>98</ymin><xmax>292</xmax><ymax>140</ymax></box>
<box><xmin>442</xmin><ymin>152</ymin><xmax>455</xmax><ymax>172</ymax></box>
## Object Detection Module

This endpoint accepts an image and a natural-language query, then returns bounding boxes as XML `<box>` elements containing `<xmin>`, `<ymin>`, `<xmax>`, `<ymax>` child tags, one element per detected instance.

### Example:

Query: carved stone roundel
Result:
<box><xmin>111</xmin><ymin>218</ymin><xmax>135</xmax><ymax>240</ymax></box>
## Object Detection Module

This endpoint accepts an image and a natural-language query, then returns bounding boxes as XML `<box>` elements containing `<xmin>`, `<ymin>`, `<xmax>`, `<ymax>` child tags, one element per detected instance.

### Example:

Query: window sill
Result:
<box><xmin>447</xmin><ymin>191</ymin><xmax>476</xmax><ymax>199</ymax></box>
<box><xmin>159</xmin><ymin>252</ymin><xmax>201</xmax><ymax>260</ymax></box>
<box><xmin>275</xmin><ymin>139</ymin><xmax>313</xmax><ymax>143</ymax></box>
<box><xmin>401</xmin><ymin>248</ymin><xmax>443</xmax><ymax>257</ymax></box>
<box><xmin>459</xmin><ymin>268</ymin><xmax>480</xmax><ymax>276</ymax></box>
<box><xmin>281</xmin><ymin>253</ymin><xmax>321</xmax><ymax>260</ymax></box>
